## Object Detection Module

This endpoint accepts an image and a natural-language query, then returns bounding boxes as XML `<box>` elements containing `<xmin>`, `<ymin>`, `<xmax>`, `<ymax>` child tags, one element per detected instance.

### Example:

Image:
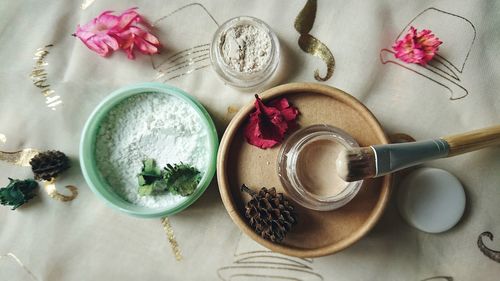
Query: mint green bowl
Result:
<box><xmin>80</xmin><ymin>83</ymin><xmax>218</xmax><ymax>218</ymax></box>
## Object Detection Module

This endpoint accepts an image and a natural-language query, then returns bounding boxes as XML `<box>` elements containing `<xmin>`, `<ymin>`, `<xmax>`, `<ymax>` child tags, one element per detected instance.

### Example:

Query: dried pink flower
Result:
<box><xmin>74</xmin><ymin>7</ymin><xmax>160</xmax><ymax>59</ymax></box>
<box><xmin>392</xmin><ymin>26</ymin><xmax>442</xmax><ymax>65</ymax></box>
<box><xmin>74</xmin><ymin>10</ymin><xmax>121</xmax><ymax>57</ymax></box>
<box><xmin>115</xmin><ymin>26</ymin><xmax>160</xmax><ymax>59</ymax></box>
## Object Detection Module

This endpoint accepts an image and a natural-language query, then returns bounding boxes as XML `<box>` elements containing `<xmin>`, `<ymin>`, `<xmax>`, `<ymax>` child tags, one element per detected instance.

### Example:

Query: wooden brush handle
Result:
<box><xmin>442</xmin><ymin>125</ymin><xmax>500</xmax><ymax>157</ymax></box>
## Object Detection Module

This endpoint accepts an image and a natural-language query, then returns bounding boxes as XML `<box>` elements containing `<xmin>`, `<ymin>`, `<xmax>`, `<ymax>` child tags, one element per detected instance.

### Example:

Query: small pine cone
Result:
<box><xmin>30</xmin><ymin>150</ymin><xmax>70</xmax><ymax>181</ymax></box>
<box><xmin>241</xmin><ymin>184</ymin><xmax>297</xmax><ymax>243</ymax></box>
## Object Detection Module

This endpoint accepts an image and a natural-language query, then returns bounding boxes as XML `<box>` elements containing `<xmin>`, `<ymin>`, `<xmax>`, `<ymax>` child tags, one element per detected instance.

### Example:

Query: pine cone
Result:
<box><xmin>241</xmin><ymin>184</ymin><xmax>297</xmax><ymax>243</ymax></box>
<box><xmin>30</xmin><ymin>150</ymin><xmax>70</xmax><ymax>181</ymax></box>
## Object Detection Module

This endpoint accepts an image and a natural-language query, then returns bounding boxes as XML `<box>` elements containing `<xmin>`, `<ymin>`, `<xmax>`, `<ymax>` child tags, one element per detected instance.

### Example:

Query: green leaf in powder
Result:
<box><xmin>138</xmin><ymin>184</ymin><xmax>153</xmax><ymax>196</ymax></box>
<box><xmin>138</xmin><ymin>175</ymin><xmax>146</xmax><ymax>186</ymax></box>
<box><xmin>143</xmin><ymin>158</ymin><xmax>161</xmax><ymax>175</ymax></box>
<box><xmin>152</xmin><ymin>180</ymin><xmax>169</xmax><ymax>193</ymax></box>
<box><xmin>163</xmin><ymin>163</ymin><xmax>201</xmax><ymax>197</ymax></box>
<box><xmin>137</xmin><ymin>159</ymin><xmax>164</xmax><ymax>196</ymax></box>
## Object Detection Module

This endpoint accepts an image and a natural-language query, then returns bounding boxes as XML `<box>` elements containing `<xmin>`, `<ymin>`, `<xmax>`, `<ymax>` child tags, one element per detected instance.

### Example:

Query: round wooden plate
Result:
<box><xmin>217</xmin><ymin>83</ymin><xmax>392</xmax><ymax>257</ymax></box>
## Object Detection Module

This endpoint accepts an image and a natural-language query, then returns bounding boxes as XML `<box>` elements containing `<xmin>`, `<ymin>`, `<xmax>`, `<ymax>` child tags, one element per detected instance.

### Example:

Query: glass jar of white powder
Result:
<box><xmin>210</xmin><ymin>16</ymin><xmax>280</xmax><ymax>89</ymax></box>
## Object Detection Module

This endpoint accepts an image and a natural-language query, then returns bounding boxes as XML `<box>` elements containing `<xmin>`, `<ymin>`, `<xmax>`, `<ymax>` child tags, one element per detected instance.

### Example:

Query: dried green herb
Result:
<box><xmin>137</xmin><ymin>159</ymin><xmax>165</xmax><ymax>196</ymax></box>
<box><xmin>164</xmin><ymin>163</ymin><xmax>201</xmax><ymax>196</ymax></box>
<box><xmin>0</xmin><ymin>178</ymin><xmax>39</xmax><ymax>210</ymax></box>
<box><xmin>137</xmin><ymin>159</ymin><xmax>201</xmax><ymax>197</ymax></box>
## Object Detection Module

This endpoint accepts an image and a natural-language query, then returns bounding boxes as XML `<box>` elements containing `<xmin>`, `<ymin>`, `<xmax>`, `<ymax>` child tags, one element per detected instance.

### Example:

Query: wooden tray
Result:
<box><xmin>217</xmin><ymin>83</ymin><xmax>392</xmax><ymax>257</ymax></box>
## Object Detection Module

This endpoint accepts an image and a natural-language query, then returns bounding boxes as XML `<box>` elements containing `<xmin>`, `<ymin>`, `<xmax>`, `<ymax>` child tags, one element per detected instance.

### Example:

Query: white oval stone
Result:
<box><xmin>397</xmin><ymin>167</ymin><xmax>466</xmax><ymax>233</ymax></box>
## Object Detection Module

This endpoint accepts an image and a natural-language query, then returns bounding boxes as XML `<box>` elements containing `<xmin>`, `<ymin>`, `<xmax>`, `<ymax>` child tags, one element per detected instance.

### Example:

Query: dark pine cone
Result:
<box><xmin>30</xmin><ymin>150</ymin><xmax>70</xmax><ymax>181</ymax></box>
<box><xmin>241</xmin><ymin>184</ymin><xmax>297</xmax><ymax>243</ymax></box>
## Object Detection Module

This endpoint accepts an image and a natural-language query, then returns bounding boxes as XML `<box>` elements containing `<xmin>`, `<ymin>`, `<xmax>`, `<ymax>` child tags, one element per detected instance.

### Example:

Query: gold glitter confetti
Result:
<box><xmin>30</xmin><ymin>44</ymin><xmax>61</xmax><ymax>111</ymax></box>
<box><xmin>294</xmin><ymin>0</ymin><xmax>335</xmax><ymax>81</ymax></box>
<box><xmin>0</xmin><ymin>253</ymin><xmax>39</xmax><ymax>281</ymax></box>
<box><xmin>0</xmin><ymin>134</ymin><xmax>6</xmax><ymax>144</ymax></box>
<box><xmin>43</xmin><ymin>179</ymin><xmax>78</xmax><ymax>202</ymax></box>
<box><xmin>161</xmin><ymin>217</ymin><xmax>183</xmax><ymax>261</ymax></box>
<box><xmin>81</xmin><ymin>0</ymin><xmax>95</xmax><ymax>10</ymax></box>
<box><xmin>0</xmin><ymin>149</ymin><xmax>39</xmax><ymax>167</ymax></box>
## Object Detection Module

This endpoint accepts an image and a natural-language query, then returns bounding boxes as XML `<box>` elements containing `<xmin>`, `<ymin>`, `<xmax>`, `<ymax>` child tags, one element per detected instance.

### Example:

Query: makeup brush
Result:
<box><xmin>336</xmin><ymin>125</ymin><xmax>500</xmax><ymax>182</ymax></box>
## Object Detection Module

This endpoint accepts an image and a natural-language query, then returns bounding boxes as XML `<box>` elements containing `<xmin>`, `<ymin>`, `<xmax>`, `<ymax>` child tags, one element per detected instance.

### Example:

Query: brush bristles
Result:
<box><xmin>336</xmin><ymin>147</ymin><xmax>376</xmax><ymax>182</ymax></box>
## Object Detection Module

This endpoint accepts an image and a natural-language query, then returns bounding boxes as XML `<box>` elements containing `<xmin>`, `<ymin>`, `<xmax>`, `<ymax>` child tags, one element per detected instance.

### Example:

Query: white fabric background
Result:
<box><xmin>0</xmin><ymin>0</ymin><xmax>499</xmax><ymax>280</ymax></box>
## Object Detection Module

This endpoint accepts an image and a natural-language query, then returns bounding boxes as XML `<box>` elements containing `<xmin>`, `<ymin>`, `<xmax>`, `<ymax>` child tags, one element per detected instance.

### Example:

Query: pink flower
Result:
<box><xmin>392</xmin><ymin>26</ymin><xmax>442</xmax><ymax>65</ymax></box>
<box><xmin>115</xmin><ymin>26</ymin><xmax>160</xmax><ymax>59</ymax></box>
<box><xmin>74</xmin><ymin>8</ymin><xmax>160</xmax><ymax>59</ymax></box>
<box><xmin>74</xmin><ymin>11</ymin><xmax>121</xmax><ymax>57</ymax></box>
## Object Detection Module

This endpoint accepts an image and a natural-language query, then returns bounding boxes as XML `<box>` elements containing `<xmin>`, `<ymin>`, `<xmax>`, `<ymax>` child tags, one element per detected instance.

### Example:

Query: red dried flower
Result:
<box><xmin>244</xmin><ymin>95</ymin><xmax>299</xmax><ymax>149</ymax></box>
<box><xmin>392</xmin><ymin>26</ymin><xmax>442</xmax><ymax>65</ymax></box>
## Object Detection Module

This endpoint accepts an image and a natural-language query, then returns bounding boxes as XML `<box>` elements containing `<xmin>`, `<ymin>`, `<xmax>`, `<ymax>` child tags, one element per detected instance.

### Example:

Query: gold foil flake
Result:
<box><xmin>30</xmin><ymin>44</ymin><xmax>61</xmax><ymax>111</ymax></box>
<box><xmin>298</xmin><ymin>34</ymin><xmax>335</xmax><ymax>81</ymax></box>
<box><xmin>81</xmin><ymin>0</ymin><xmax>95</xmax><ymax>10</ymax></box>
<box><xmin>43</xmin><ymin>179</ymin><xmax>78</xmax><ymax>202</ymax></box>
<box><xmin>294</xmin><ymin>0</ymin><xmax>316</xmax><ymax>34</ymax></box>
<box><xmin>161</xmin><ymin>217</ymin><xmax>183</xmax><ymax>261</ymax></box>
<box><xmin>0</xmin><ymin>134</ymin><xmax>6</xmax><ymax>144</ymax></box>
<box><xmin>294</xmin><ymin>0</ymin><xmax>335</xmax><ymax>81</ymax></box>
<box><xmin>0</xmin><ymin>149</ymin><xmax>39</xmax><ymax>167</ymax></box>
<box><xmin>227</xmin><ymin>106</ymin><xmax>239</xmax><ymax>114</ymax></box>
<box><xmin>0</xmin><ymin>253</ymin><xmax>39</xmax><ymax>281</ymax></box>
<box><xmin>226</xmin><ymin>106</ymin><xmax>240</xmax><ymax>121</ymax></box>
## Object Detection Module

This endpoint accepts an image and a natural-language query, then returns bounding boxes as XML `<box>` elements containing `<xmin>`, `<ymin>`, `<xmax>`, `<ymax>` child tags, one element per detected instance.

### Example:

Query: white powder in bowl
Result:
<box><xmin>219</xmin><ymin>24</ymin><xmax>272</xmax><ymax>73</ymax></box>
<box><xmin>95</xmin><ymin>93</ymin><xmax>209</xmax><ymax>209</ymax></box>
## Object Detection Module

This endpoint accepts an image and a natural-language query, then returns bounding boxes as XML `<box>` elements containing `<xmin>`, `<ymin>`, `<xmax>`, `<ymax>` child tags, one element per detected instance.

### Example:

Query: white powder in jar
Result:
<box><xmin>95</xmin><ymin>93</ymin><xmax>209</xmax><ymax>209</ymax></box>
<box><xmin>219</xmin><ymin>24</ymin><xmax>272</xmax><ymax>73</ymax></box>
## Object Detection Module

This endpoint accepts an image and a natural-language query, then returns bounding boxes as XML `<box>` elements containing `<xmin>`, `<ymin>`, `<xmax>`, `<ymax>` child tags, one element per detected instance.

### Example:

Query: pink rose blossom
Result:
<box><xmin>74</xmin><ymin>8</ymin><xmax>160</xmax><ymax>59</ymax></box>
<box><xmin>392</xmin><ymin>26</ymin><xmax>442</xmax><ymax>65</ymax></box>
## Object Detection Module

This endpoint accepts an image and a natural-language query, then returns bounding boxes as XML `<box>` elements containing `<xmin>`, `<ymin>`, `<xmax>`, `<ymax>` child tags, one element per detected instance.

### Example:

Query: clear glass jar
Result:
<box><xmin>210</xmin><ymin>16</ymin><xmax>280</xmax><ymax>89</ymax></box>
<box><xmin>278</xmin><ymin>125</ymin><xmax>363</xmax><ymax>211</ymax></box>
